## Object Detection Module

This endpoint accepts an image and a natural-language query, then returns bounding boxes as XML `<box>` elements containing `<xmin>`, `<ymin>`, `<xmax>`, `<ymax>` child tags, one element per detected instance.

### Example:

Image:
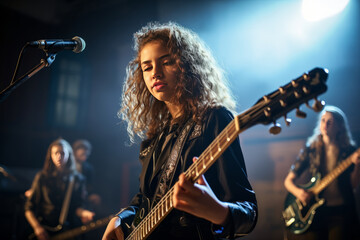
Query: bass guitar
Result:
<box><xmin>282</xmin><ymin>147</ymin><xmax>360</xmax><ymax>234</ymax></box>
<box><xmin>28</xmin><ymin>215</ymin><xmax>113</xmax><ymax>240</ymax></box>
<box><xmin>124</xmin><ymin>67</ymin><xmax>329</xmax><ymax>240</ymax></box>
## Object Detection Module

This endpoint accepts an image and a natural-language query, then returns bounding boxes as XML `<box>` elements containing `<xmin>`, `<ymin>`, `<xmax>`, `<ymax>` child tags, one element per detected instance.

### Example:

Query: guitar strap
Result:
<box><xmin>58</xmin><ymin>174</ymin><xmax>75</xmax><ymax>227</ymax></box>
<box><xmin>151</xmin><ymin>119</ymin><xmax>195</xmax><ymax>207</ymax></box>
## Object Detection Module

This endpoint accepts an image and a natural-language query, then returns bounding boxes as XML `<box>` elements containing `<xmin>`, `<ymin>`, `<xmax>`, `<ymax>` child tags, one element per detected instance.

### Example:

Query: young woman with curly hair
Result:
<box><xmin>103</xmin><ymin>22</ymin><xmax>257</xmax><ymax>240</ymax></box>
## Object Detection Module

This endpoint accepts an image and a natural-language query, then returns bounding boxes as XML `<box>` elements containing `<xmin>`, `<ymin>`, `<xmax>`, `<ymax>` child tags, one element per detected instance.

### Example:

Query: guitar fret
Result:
<box><xmin>151</xmin><ymin>214</ymin><xmax>153</xmax><ymax>229</ymax></box>
<box><xmin>195</xmin><ymin>164</ymin><xmax>199</xmax><ymax>176</ymax></box>
<box><xmin>157</xmin><ymin>206</ymin><xmax>160</xmax><ymax>220</ymax></box>
<box><xmin>143</xmin><ymin>222</ymin><xmax>145</xmax><ymax>237</ymax></box>
<box><xmin>226</xmin><ymin>128</ymin><xmax>230</xmax><ymax>142</ymax></box>
<box><xmin>217</xmin><ymin>138</ymin><xmax>221</xmax><ymax>152</ymax></box>
<box><xmin>144</xmin><ymin>222</ymin><xmax>147</xmax><ymax>236</ymax></box>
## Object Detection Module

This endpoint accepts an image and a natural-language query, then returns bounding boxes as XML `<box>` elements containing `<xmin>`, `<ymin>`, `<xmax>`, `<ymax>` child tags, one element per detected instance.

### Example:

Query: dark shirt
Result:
<box><xmin>24</xmin><ymin>170</ymin><xmax>86</xmax><ymax>230</ymax></box>
<box><xmin>117</xmin><ymin>107</ymin><xmax>258</xmax><ymax>239</ymax></box>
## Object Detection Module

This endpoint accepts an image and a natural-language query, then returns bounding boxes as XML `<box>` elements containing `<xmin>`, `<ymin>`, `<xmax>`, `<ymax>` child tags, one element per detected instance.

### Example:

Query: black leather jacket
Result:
<box><xmin>117</xmin><ymin>107</ymin><xmax>258</xmax><ymax>239</ymax></box>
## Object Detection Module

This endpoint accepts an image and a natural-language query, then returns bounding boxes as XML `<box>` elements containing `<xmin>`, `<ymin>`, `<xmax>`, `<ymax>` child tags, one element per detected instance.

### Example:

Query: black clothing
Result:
<box><xmin>24</xmin><ymin>171</ymin><xmax>87</xmax><ymax>231</ymax></box>
<box><xmin>117</xmin><ymin>107</ymin><xmax>258</xmax><ymax>239</ymax></box>
<box><xmin>79</xmin><ymin>161</ymin><xmax>95</xmax><ymax>195</ymax></box>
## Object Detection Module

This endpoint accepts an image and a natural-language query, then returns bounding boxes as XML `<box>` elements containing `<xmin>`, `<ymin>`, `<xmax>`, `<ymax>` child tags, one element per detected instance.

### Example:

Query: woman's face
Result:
<box><xmin>320</xmin><ymin>112</ymin><xmax>339</xmax><ymax>139</ymax></box>
<box><xmin>140</xmin><ymin>40</ymin><xmax>179</xmax><ymax>103</ymax></box>
<box><xmin>51</xmin><ymin>145</ymin><xmax>69</xmax><ymax>170</ymax></box>
<box><xmin>74</xmin><ymin>148</ymin><xmax>89</xmax><ymax>163</ymax></box>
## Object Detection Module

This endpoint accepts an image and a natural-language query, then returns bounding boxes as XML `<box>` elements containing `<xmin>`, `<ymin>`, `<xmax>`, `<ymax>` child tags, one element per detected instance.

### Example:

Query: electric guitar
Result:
<box><xmin>28</xmin><ymin>215</ymin><xmax>113</xmax><ymax>240</ymax></box>
<box><xmin>123</xmin><ymin>67</ymin><xmax>329</xmax><ymax>240</ymax></box>
<box><xmin>282</xmin><ymin>147</ymin><xmax>360</xmax><ymax>234</ymax></box>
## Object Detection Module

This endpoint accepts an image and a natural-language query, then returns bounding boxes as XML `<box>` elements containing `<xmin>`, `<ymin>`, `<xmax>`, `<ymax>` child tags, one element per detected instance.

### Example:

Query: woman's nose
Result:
<box><xmin>152</xmin><ymin>65</ymin><xmax>162</xmax><ymax>79</ymax></box>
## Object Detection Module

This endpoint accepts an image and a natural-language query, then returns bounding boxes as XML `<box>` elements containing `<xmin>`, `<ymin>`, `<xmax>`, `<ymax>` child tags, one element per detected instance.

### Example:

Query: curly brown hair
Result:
<box><xmin>119</xmin><ymin>22</ymin><xmax>236</xmax><ymax>143</ymax></box>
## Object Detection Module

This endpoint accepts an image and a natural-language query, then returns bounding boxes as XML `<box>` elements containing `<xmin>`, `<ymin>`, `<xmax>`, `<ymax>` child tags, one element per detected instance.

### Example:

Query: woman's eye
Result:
<box><xmin>163</xmin><ymin>59</ymin><xmax>174</xmax><ymax>65</ymax></box>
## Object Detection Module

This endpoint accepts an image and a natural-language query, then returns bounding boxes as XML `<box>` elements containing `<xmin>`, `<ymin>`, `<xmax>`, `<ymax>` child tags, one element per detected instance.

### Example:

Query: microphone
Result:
<box><xmin>28</xmin><ymin>36</ymin><xmax>86</xmax><ymax>53</ymax></box>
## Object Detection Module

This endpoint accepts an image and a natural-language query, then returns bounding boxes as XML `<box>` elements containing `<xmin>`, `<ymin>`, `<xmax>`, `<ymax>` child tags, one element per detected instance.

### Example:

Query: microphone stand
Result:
<box><xmin>0</xmin><ymin>52</ymin><xmax>57</xmax><ymax>103</ymax></box>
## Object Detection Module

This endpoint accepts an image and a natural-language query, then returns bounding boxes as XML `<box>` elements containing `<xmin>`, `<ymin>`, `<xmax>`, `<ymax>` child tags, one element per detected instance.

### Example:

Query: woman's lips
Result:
<box><xmin>153</xmin><ymin>82</ymin><xmax>166</xmax><ymax>90</ymax></box>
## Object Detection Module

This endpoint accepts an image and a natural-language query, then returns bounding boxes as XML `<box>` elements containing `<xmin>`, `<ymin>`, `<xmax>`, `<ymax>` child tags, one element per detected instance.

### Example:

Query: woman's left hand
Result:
<box><xmin>173</xmin><ymin>157</ymin><xmax>229</xmax><ymax>226</ymax></box>
<box><xmin>79</xmin><ymin>209</ymin><xmax>95</xmax><ymax>224</ymax></box>
<box><xmin>351</xmin><ymin>149</ymin><xmax>360</xmax><ymax>165</ymax></box>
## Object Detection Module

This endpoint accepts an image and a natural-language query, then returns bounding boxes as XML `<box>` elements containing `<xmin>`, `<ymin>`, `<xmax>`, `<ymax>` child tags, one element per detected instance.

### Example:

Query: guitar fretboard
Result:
<box><xmin>312</xmin><ymin>149</ymin><xmax>359</xmax><ymax>195</ymax></box>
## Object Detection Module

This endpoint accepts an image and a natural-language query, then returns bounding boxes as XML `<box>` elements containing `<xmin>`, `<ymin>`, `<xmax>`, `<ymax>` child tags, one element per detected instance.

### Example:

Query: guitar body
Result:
<box><xmin>282</xmin><ymin>173</ymin><xmax>325</xmax><ymax>234</ymax></box>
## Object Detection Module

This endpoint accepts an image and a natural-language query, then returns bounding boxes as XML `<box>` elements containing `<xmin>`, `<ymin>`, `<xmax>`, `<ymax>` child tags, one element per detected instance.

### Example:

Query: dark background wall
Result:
<box><xmin>1</xmin><ymin>0</ymin><xmax>359</xmax><ymax>239</ymax></box>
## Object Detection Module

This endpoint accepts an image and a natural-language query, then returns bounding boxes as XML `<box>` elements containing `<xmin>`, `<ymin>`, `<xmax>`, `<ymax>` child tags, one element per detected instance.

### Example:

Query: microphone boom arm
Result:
<box><xmin>0</xmin><ymin>52</ymin><xmax>57</xmax><ymax>103</ymax></box>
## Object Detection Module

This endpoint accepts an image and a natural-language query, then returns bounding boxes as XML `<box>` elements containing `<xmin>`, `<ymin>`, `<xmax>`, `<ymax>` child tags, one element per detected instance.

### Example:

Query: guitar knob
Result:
<box><xmin>284</xmin><ymin>116</ymin><xmax>291</xmax><ymax>126</ymax></box>
<box><xmin>269</xmin><ymin>122</ymin><xmax>281</xmax><ymax>135</ymax></box>
<box><xmin>312</xmin><ymin>98</ymin><xmax>325</xmax><ymax>112</ymax></box>
<box><xmin>296</xmin><ymin>108</ymin><xmax>307</xmax><ymax>118</ymax></box>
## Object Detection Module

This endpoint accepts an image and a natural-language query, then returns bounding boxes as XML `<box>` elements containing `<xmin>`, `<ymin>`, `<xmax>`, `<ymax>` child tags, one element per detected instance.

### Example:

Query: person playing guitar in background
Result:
<box><xmin>25</xmin><ymin>138</ymin><xmax>95</xmax><ymax>240</ymax></box>
<box><xmin>102</xmin><ymin>22</ymin><xmax>258</xmax><ymax>240</ymax></box>
<box><xmin>284</xmin><ymin>105</ymin><xmax>360</xmax><ymax>240</ymax></box>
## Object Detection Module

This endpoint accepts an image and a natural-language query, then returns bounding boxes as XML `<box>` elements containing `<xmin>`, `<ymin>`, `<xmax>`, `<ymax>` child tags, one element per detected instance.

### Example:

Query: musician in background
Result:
<box><xmin>284</xmin><ymin>105</ymin><xmax>360</xmax><ymax>240</ymax></box>
<box><xmin>72</xmin><ymin>139</ymin><xmax>102</xmax><ymax>211</ymax></box>
<box><xmin>102</xmin><ymin>22</ymin><xmax>257</xmax><ymax>240</ymax></box>
<box><xmin>25</xmin><ymin>138</ymin><xmax>95</xmax><ymax>240</ymax></box>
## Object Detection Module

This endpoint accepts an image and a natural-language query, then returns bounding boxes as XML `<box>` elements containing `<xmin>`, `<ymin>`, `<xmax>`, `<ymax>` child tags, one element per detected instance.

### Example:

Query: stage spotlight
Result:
<box><xmin>302</xmin><ymin>0</ymin><xmax>350</xmax><ymax>22</ymax></box>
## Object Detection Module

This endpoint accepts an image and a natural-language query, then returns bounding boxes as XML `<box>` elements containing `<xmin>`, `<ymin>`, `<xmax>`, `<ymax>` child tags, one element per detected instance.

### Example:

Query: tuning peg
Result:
<box><xmin>312</xmin><ymin>98</ymin><xmax>325</xmax><ymax>112</ymax></box>
<box><xmin>296</xmin><ymin>108</ymin><xmax>307</xmax><ymax>118</ymax></box>
<box><xmin>284</xmin><ymin>115</ymin><xmax>292</xmax><ymax>126</ymax></box>
<box><xmin>269</xmin><ymin>122</ymin><xmax>281</xmax><ymax>135</ymax></box>
<box><xmin>305</xmin><ymin>101</ymin><xmax>312</xmax><ymax>109</ymax></box>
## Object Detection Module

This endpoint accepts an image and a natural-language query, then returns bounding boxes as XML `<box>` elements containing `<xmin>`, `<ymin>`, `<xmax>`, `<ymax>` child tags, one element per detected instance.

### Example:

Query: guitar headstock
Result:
<box><xmin>238</xmin><ymin>67</ymin><xmax>328</xmax><ymax>134</ymax></box>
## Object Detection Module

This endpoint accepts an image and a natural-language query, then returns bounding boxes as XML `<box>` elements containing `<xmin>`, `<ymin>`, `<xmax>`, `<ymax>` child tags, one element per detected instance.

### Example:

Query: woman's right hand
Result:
<box><xmin>34</xmin><ymin>225</ymin><xmax>49</xmax><ymax>240</ymax></box>
<box><xmin>102</xmin><ymin>217</ymin><xmax>124</xmax><ymax>240</ymax></box>
<box><xmin>296</xmin><ymin>188</ymin><xmax>312</xmax><ymax>206</ymax></box>
<box><xmin>284</xmin><ymin>171</ymin><xmax>312</xmax><ymax>206</ymax></box>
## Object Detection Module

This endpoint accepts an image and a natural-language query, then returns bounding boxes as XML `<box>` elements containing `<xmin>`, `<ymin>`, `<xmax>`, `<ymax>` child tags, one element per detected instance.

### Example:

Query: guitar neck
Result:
<box><xmin>311</xmin><ymin>149</ymin><xmax>358</xmax><ymax>195</ymax></box>
<box><xmin>50</xmin><ymin>215</ymin><xmax>113</xmax><ymax>240</ymax></box>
